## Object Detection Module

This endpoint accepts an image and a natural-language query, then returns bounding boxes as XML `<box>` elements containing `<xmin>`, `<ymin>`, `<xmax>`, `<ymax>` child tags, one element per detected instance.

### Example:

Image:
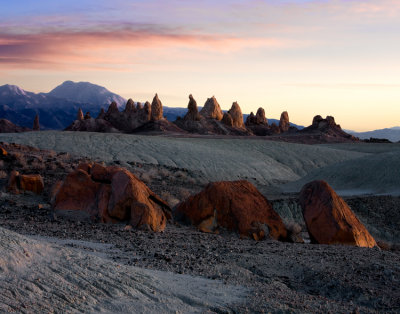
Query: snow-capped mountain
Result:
<box><xmin>47</xmin><ymin>81</ymin><xmax>126</xmax><ymax>108</ymax></box>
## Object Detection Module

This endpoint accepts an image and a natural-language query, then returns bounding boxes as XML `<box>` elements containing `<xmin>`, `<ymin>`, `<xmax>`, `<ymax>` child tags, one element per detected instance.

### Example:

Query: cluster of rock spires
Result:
<box><xmin>66</xmin><ymin>94</ymin><xmax>181</xmax><ymax>134</ymax></box>
<box><xmin>66</xmin><ymin>93</ymin><xmax>326</xmax><ymax>138</ymax></box>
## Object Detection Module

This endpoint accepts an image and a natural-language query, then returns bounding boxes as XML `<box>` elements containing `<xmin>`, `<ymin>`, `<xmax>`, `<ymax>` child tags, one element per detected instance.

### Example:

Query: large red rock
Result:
<box><xmin>53</xmin><ymin>169</ymin><xmax>100</xmax><ymax>217</ymax></box>
<box><xmin>299</xmin><ymin>180</ymin><xmax>377</xmax><ymax>248</ymax></box>
<box><xmin>7</xmin><ymin>171</ymin><xmax>44</xmax><ymax>194</ymax></box>
<box><xmin>52</xmin><ymin>164</ymin><xmax>172</xmax><ymax>231</ymax></box>
<box><xmin>175</xmin><ymin>180</ymin><xmax>287</xmax><ymax>240</ymax></box>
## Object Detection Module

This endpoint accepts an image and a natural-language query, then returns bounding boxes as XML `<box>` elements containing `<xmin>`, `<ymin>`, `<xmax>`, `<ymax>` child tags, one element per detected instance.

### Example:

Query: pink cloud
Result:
<box><xmin>0</xmin><ymin>26</ymin><xmax>293</xmax><ymax>70</ymax></box>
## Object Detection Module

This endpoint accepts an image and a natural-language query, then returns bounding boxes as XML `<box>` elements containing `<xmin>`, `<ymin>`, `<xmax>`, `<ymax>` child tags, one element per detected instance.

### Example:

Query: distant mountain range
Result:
<box><xmin>0</xmin><ymin>82</ymin><xmax>124</xmax><ymax>129</ymax></box>
<box><xmin>0</xmin><ymin>81</ymin><xmax>303</xmax><ymax>130</ymax></box>
<box><xmin>347</xmin><ymin>127</ymin><xmax>400</xmax><ymax>142</ymax></box>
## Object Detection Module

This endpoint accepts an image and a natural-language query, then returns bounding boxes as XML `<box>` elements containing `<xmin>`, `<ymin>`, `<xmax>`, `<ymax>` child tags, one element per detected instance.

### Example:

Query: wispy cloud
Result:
<box><xmin>0</xmin><ymin>24</ymin><xmax>294</xmax><ymax>70</ymax></box>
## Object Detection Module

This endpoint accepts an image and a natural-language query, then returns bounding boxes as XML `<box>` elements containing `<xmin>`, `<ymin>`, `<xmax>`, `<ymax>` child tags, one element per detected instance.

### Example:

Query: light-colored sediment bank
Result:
<box><xmin>0</xmin><ymin>131</ymin><xmax>366</xmax><ymax>186</ymax></box>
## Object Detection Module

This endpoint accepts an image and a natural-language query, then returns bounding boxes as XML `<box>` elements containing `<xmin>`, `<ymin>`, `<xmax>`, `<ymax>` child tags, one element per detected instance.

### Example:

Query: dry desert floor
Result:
<box><xmin>0</xmin><ymin>131</ymin><xmax>399</xmax><ymax>313</ymax></box>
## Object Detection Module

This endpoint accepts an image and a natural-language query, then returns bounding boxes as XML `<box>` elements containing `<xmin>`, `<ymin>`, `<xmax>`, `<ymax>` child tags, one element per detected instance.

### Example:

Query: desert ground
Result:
<box><xmin>0</xmin><ymin>131</ymin><xmax>399</xmax><ymax>313</ymax></box>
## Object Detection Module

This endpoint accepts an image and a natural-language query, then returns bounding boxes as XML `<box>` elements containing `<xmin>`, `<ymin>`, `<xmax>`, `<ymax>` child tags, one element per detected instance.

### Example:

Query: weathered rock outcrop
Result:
<box><xmin>221</xmin><ymin>112</ymin><xmax>234</xmax><ymax>127</ymax></box>
<box><xmin>151</xmin><ymin>94</ymin><xmax>163</xmax><ymax>121</ymax></box>
<box><xmin>175</xmin><ymin>180</ymin><xmax>287</xmax><ymax>241</ymax></box>
<box><xmin>223</xmin><ymin>102</ymin><xmax>245</xmax><ymax>129</ymax></box>
<box><xmin>300</xmin><ymin>115</ymin><xmax>357</xmax><ymax>142</ymax></box>
<box><xmin>33</xmin><ymin>114</ymin><xmax>40</xmax><ymax>131</ymax></box>
<box><xmin>183</xmin><ymin>94</ymin><xmax>201</xmax><ymax>121</ymax></box>
<box><xmin>245</xmin><ymin>107</ymin><xmax>273</xmax><ymax>135</ymax></box>
<box><xmin>246</xmin><ymin>108</ymin><xmax>268</xmax><ymax>126</ymax></box>
<box><xmin>7</xmin><ymin>170</ymin><xmax>44</xmax><ymax>194</ymax></box>
<box><xmin>0</xmin><ymin>119</ymin><xmax>30</xmax><ymax>133</ymax></box>
<box><xmin>200</xmin><ymin>96</ymin><xmax>223</xmax><ymax>120</ymax></box>
<box><xmin>77</xmin><ymin>108</ymin><xmax>84</xmax><ymax>121</ymax></box>
<box><xmin>299</xmin><ymin>180</ymin><xmax>376</xmax><ymax>248</ymax></box>
<box><xmin>176</xmin><ymin>95</ymin><xmax>251</xmax><ymax>136</ymax></box>
<box><xmin>66</xmin><ymin>94</ymin><xmax>172</xmax><ymax>133</ymax></box>
<box><xmin>65</xmin><ymin>118</ymin><xmax>119</xmax><ymax>133</ymax></box>
<box><xmin>279</xmin><ymin>111</ymin><xmax>290</xmax><ymax>132</ymax></box>
<box><xmin>53</xmin><ymin>163</ymin><xmax>172</xmax><ymax>231</ymax></box>
<box><xmin>124</xmin><ymin>99</ymin><xmax>136</xmax><ymax>114</ymax></box>
<box><xmin>106</xmin><ymin>101</ymin><xmax>119</xmax><ymax>116</ymax></box>
<box><xmin>97</xmin><ymin>108</ymin><xmax>106</xmax><ymax>120</ymax></box>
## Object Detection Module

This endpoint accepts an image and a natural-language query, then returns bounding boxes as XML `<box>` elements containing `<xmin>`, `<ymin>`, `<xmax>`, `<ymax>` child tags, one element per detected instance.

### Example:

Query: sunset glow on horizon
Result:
<box><xmin>1</xmin><ymin>0</ymin><xmax>399</xmax><ymax>131</ymax></box>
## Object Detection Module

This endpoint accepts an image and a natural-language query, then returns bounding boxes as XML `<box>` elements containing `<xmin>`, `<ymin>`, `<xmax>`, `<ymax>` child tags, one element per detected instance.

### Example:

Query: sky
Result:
<box><xmin>0</xmin><ymin>0</ymin><xmax>399</xmax><ymax>131</ymax></box>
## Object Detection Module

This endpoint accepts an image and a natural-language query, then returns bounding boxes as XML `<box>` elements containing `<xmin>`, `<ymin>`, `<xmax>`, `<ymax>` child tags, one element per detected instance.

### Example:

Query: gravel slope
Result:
<box><xmin>0</xmin><ymin>227</ymin><xmax>247</xmax><ymax>313</ymax></box>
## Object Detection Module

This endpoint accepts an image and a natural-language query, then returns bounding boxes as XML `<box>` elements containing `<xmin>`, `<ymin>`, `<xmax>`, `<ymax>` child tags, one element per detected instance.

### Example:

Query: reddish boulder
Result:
<box><xmin>53</xmin><ymin>169</ymin><xmax>100</xmax><ymax>217</ymax></box>
<box><xmin>175</xmin><ymin>180</ymin><xmax>287</xmax><ymax>240</ymax></box>
<box><xmin>0</xmin><ymin>146</ymin><xmax>7</xmax><ymax>156</ymax></box>
<box><xmin>7</xmin><ymin>170</ymin><xmax>20</xmax><ymax>194</ymax></box>
<box><xmin>91</xmin><ymin>163</ymin><xmax>120</xmax><ymax>183</ymax></box>
<box><xmin>299</xmin><ymin>180</ymin><xmax>377</xmax><ymax>248</ymax></box>
<box><xmin>7</xmin><ymin>171</ymin><xmax>44</xmax><ymax>194</ymax></box>
<box><xmin>77</xmin><ymin>162</ymin><xmax>93</xmax><ymax>173</ymax></box>
<box><xmin>52</xmin><ymin>164</ymin><xmax>172</xmax><ymax>231</ymax></box>
<box><xmin>107</xmin><ymin>169</ymin><xmax>171</xmax><ymax>231</ymax></box>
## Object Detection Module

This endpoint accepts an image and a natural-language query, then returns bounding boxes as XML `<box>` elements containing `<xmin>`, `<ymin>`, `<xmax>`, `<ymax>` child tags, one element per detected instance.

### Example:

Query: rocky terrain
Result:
<box><xmin>0</xmin><ymin>136</ymin><xmax>400</xmax><ymax>313</ymax></box>
<box><xmin>0</xmin><ymin>118</ymin><xmax>30</xmax><ymax>133</ymax></box>
<box><xmin>0</xmin><ymin>140</ymin><xmax>399</xmax><ymax>312</ymax></box>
